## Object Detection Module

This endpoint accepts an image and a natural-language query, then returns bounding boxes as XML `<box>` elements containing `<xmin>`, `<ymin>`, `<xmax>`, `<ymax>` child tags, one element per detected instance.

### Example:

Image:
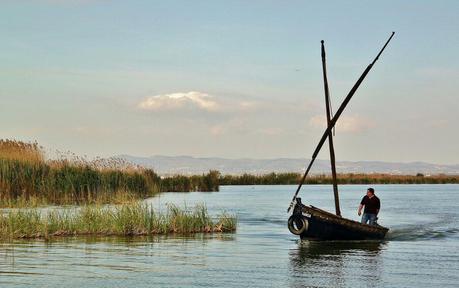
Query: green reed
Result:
<box><xmin>0</xmin><ymin>157</ymin><xmax>160</xmax><ymax>204</ymax></box>
<box><xmin>219</xmin><ymin>172</ymin><xmax>459</xmax><ymax>185</ymax></box>
<box><xmin>0</xmin><ymin>202</ymin><xmax>237</xmax><ymax>240</ymax></box>
<box><xmin>0</xmin><ymin>140</ymin><xmax>219</xmax><ymax>206</ymax></box>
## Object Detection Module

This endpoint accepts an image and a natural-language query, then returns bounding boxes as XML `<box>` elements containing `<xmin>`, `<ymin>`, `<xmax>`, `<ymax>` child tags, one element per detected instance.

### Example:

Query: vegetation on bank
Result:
<box><xmin>0</xmin><ymin>140</ymin><xmax>218</xmax><ymax>206</ymax></box>
<box><xmin>219</xmin><ymin>172</ymin><xmax>459</xmax><ymax>185</ymax></box>
<box><xmin>1</xmin><ymin>139</ymin><xmax>457</xmax><ymax>207</ymax></box>
<box><xmin>0</xmin><ymin>202</ymin><xmax>236</xmax><ymax>240</ymax></box>
<box><xmin>159</xmin><ymin>170</ymin><xmax>220</xmax><ymax>192</ymax></box>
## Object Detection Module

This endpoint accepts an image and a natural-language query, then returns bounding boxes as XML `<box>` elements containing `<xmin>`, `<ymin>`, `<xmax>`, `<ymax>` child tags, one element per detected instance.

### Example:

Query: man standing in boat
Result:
<box><xmin>358</xmin><ymin>188</ymin><xmax>380</xmax><ymax>225</ymax></box>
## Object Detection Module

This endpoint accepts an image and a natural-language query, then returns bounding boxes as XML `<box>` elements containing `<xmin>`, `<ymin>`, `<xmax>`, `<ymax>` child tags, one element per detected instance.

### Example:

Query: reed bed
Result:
<box><xmin>159</xmin><ymin>170</ymin><xmax>220</xmax><ymax>192</ymax></box>
<box><xmin>0</xmin><ymin>202</ymin><xmax>237</xmax><ymax>240</ymax></box>
<box><xmin>0</xmin><ymin>157</ymin><xmax>159</xmax><ymax>204</ymax></box>
<box><xmin>0</xmin><ymin>139</ymin><xmax>218</xmax><ymax>206</ymax></box>
<box><xmin>219</xmin><ymin>172</ymin><xmax>459</xmax><ymax>185</ymax></box>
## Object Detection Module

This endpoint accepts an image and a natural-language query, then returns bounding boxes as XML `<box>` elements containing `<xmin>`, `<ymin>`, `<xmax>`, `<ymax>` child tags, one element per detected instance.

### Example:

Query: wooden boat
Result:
<box><xmin>289</xmin><ymin>199</ymin><xmax>388</xmax><ymax>240</ymax></box>
<box><xmin>287</xmin><ymin>33</ymin><xmax>395</xmax><ymax>240</ymax></box>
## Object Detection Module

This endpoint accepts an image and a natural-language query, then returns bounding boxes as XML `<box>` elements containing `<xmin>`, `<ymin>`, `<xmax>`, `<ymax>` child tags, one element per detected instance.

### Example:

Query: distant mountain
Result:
<box><xmin>119</xmin><ymin>155</ymin><xmax>459</xmax><ymax>176</ymax></box>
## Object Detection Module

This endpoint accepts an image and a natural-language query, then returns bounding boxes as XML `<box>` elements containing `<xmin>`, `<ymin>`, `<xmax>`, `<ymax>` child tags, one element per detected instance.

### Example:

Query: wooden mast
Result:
<box><xmin>288</xmin><ymin>32</ymin><xmax>395</xmax><ymax>212</ymax></box>
<box><xmin>321</xmin><ymin>40</ymin><xmax>341</xmax><ymax>216</ymax></box>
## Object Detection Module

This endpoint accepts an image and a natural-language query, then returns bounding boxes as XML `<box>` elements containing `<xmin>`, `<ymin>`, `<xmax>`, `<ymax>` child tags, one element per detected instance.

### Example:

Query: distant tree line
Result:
<box><xmin>159</xmin><ymin>170</ymin><xmax>220</xmax><ymax>192</ymax></box>
<box><xmin>219</xmin><ymin>172</ymin><xmax>459</xmax><ymax>185</ymax></box>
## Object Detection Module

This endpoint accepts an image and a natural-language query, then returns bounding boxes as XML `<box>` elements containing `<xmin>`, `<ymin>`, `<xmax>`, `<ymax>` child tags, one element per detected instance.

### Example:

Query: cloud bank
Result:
<box><xmin>138</xmin><ymin>91</ymin><xmax>219</xmax><ymax>112</ymax></box>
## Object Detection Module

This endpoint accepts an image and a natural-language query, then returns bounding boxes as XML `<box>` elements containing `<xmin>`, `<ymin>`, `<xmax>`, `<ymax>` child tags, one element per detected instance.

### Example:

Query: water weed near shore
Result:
<box><xmin>0</xmin><ymin>202</ymin><xmax>236</xmax><ymax>240</ymax></box>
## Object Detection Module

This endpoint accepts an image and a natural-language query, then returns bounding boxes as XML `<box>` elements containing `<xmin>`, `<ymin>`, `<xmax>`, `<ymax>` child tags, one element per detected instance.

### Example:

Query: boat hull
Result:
<box><xmin>291</xmin><ymin>205</ymin><xmax>388</xmax><ymax>241</ymax></box>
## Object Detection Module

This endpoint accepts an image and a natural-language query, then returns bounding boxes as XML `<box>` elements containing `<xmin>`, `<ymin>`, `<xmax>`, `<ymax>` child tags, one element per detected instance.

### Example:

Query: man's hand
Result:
<box><xmin>358</xmin><ymin>211</ymin><xmax>361</xmax><ymax>216</ymax></box>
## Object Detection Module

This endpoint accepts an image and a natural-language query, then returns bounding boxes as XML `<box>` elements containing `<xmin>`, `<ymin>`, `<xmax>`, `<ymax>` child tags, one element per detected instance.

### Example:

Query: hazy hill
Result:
<box><xmin>119</xmin><ymin>155</ymin><xmax>459</xmax><ymax>176</ymax></box>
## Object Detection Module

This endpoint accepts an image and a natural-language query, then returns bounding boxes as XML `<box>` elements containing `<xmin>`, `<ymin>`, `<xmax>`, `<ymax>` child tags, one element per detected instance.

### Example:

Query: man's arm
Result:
<box><xmin>358</xmin><ymin>196</ymin><xmax>366</xmax><ymax>216</ymax></box>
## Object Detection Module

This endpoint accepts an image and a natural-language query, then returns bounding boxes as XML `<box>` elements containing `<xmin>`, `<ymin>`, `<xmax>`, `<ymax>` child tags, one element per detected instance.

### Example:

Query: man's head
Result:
<box><xmin>367</xmin><ymin>188</ymin><xmax>375</xmax><ymax>197</ymax></box>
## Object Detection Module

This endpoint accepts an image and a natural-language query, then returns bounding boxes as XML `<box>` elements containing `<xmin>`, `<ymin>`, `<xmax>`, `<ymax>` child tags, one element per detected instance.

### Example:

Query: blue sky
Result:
<box><xmin>0</xmin><ymin>0</ymin><xmax>458</xmax><ymax>164</ymax></box>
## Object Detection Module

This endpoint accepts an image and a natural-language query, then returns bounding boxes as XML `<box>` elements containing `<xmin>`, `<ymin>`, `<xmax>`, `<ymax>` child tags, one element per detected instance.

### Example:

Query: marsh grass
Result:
<box><xmin>0</xmin><ymin>202</ymin><xmax>237</xmax><ymax>240</ymax></box>
<box><xmin>219</xmin><ymin>172</ymin><xmax>459</xmax><ymax>185</ymax></box>
<box><xmin>0</xmin><ymin>139</ymin><xmax>219</xmax><ymax>207</ymax></box>
<box><xmin>0</xmin><ymin>190</ymin><xmax>141</xmax><ymax>208</ymax></box>
<box><xmin>0</xmin><ymin>139</ymin><xmax>159</xmax><ymax>204</ymax></box>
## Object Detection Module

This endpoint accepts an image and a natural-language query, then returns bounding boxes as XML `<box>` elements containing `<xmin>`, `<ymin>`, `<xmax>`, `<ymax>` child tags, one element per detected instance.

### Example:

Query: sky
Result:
<box><xmin>0</xmin><ymin>0</ymin><xmax>458</xmax><ymax>164</ymax></box>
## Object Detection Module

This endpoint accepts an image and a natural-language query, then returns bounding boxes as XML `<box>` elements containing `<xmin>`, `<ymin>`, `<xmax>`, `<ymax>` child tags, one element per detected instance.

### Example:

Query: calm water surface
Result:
<box><xmin>1</xmin><ymin>185</ymin><xmax>459</xmax><ymax>287</ymax></box>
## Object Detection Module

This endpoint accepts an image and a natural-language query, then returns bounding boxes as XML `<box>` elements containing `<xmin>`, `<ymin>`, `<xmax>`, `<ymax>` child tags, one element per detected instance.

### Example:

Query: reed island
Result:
<box><xmin>0</xmin><ymin>139</ymin><xmax>234</xmax><ymax>240</ymax></box>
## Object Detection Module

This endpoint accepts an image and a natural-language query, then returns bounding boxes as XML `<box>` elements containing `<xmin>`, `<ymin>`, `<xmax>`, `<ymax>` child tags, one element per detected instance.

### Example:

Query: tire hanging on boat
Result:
<box><xmin>288</xmin><ymin>215</ymin><xmax>309</xmax><ymax>235</ymax></box>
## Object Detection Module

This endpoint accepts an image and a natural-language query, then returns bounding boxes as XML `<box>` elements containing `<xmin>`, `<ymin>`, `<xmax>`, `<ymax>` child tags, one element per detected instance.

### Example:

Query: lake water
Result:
<box><xmin>1</xmin><ymin>185</ymin><xmax>459</xmax><ymax>287</ymax></box>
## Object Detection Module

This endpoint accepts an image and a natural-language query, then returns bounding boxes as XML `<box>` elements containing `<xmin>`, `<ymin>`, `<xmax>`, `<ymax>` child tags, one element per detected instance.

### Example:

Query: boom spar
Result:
<box><xmin>288</xmin><ymin>32</ymin><xmax>395</xmax><ymax>212</ymax></box>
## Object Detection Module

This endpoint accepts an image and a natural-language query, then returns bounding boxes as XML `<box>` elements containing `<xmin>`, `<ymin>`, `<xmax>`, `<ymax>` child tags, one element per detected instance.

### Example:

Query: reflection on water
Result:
<box><xmin>290</xmin><ymin>240</ymin><xmax>384</xmax><ymax>263</ymax></box>
<box><xmin>289</xmin><ymin>241</ymin><xmax>386</xmax><ymax>288</ymax></box>
<box><xmin>1</xmin><ymin>185</ymin><xmax>459</xmax><ymax>288</ymax></box>
<box><xmin>45</xmin><ymin>233</ymin><xmax>237</xmax><ymax>246</ymax></box>
<box><xmin>1</xmin><ymin>233</ymin><xmax>236</xmax><ymax>264</ymax></box>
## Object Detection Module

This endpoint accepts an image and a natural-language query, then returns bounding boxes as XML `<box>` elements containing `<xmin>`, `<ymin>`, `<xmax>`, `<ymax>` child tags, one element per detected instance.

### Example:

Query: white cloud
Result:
<box><xmin>138</xmin><ymin>91</ymin><xmax>219</xmax><ymax>112</ymax></box>
<box><xmin>309</xmin><ymin>114</ymin><xmax>374</xmax><ymax>133</ymax></box>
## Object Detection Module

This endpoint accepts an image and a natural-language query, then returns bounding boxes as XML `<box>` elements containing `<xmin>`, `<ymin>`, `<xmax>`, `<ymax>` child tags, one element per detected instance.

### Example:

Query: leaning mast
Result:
<box><xmin>288</xmin><ymin>32</ymin><xmax>395</xmax><ymax>212</ymax></box>
<box><xmin>321</xmin><ymin>40</ymin><xmax>341</xmax><ymax>217</ymax></box>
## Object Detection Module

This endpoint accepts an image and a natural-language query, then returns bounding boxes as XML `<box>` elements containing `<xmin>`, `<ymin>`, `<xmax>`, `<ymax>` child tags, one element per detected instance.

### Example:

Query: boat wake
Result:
<box><xmin>241</xmin><ymin>212</ymin><xmax>459</xmax><ymax>241</ymax></box>
<box><xmin>387</xmin><ymin>225</ymin><xmax>459</xmax><ymax>241</ymax></box>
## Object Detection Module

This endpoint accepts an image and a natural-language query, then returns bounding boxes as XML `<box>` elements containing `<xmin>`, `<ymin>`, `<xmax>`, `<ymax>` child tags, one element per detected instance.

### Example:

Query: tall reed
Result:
<box><xmin>0</xmin><ymin>139</ymin><xmax>219</xmax><ymax>206</ymax></box>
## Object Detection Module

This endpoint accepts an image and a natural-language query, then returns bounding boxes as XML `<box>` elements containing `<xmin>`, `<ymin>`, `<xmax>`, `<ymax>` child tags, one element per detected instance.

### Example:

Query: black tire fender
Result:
<box><xmin>288</xmin><ymin>215</ymin><xmax>308</xmax><ymax>235</ymax></box>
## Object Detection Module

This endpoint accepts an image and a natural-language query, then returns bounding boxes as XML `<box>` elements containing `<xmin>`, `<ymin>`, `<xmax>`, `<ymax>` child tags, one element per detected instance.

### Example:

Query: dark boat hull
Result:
<box><xmin>291</xmin><ymin>205</ymin><xmax>388</xmax><ymax>241</ymax></box>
